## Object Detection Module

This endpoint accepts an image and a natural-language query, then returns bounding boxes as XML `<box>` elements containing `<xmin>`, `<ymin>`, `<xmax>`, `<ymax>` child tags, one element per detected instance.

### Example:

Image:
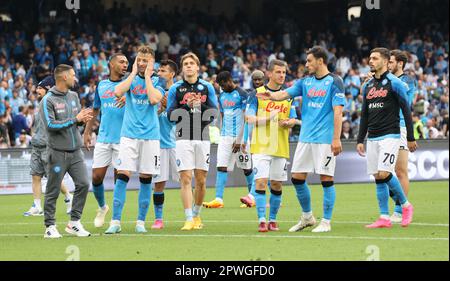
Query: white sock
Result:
<box><xmin>215</xmin><ymin>197</ymin><xmax>223</xmax><ymax>203</ymax></box>
<box><xmin>322</xmin><ymin>218</ymin><xmax>331</xmax><ymax>224</ymax></box>
<box><xmin>258</xmin><ymin>217</ymin><xmax>266</xmax><ymax>223</ymax></box>
<box><xmin>303</xmin><ymin>211</ymin><xmax>313</xmax><ymax>218</ymax></box>
<box><xmin>69</xmin><ymin>220</ymin><xmax>80</xmax><ymax>226</ymax></box>
<box><xmin>401</xmin><ymin>201</ymin><xmax>410</xmax><ymax>208</ymax></box>
<box><xmin>380</xmin><ymin>215</ymin><xmax>390</xmax><ymax>220</ymax></box>
<box><xmin>33</xmin><ymin>199</ymin><xmax>41</xmax><ymax>209</ymax></box>
<box><xmin>248</xmin><ymin>194</ymin><xmax>255</xmax><ymax>200</ymax></box>
<box><xmin>136</xmin><ymin>220</ymin><xmax>145</xmax><ymax>226</ymax></box>
<box><xmin>185</xmin><ymin>208</ymin><xmax>193</xmax><ymax>221</ymax></box>
<box><xmin>193</xmin><ymin>205</ymin><xmax>202</xmax><ymax>217</ymax></box>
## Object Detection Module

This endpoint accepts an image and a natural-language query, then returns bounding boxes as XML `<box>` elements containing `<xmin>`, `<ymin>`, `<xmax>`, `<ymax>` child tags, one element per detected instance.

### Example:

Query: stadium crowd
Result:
<box><xmin>0</xmin><ymin>2</ymin><xmax>448</xmax><ymax>148</ymax></box>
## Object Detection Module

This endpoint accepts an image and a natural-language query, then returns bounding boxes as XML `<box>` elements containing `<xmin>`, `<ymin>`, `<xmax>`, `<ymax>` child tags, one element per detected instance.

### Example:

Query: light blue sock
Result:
<box><xmin>92</xmin><ymin>182</ymin><xmax>105</xmax><ymax>208</ymax></box>
<box><xmin>245</xmin><ymin>171</ymin><xmax>254</xmax><ymax>193</ymax></box>
<box><xmin>153</xmin><ymin>192</ymin><xmax>164</xmax><ymax>220</ymax></box>
<box><xmin>255</xmin><ymin>191</ymin><xmax>266</xmax><ymax>223</ymax></box>
<box><xmin>389</xmin><ymin>189</ymin><xmax>403</xmax><ymax>214</ymax></box>
<box><xmin>375</xmin><ymin>181</ymin><xmax>390</xmax><ymax>216</ymax></box>
<box><xmin>250</xmin><ymin>179</ymin><xmax>256</xmax><ymax>197</ymax></box>
<box><xmin>293</xmin><ymin>180</ymin><xmax>312</xmax><ymax>213</ymax></box>
<box><xmin>269</xmin><ymin>190</ymin><xmax>282</xmax><ymax>221</ymax></box>
<box><xmin>215</xmin><ymin>171</ymin><xmax>228</xmax><ymax>199</ymax></box>
<box><xmin>112</xmin><ymin>178</ymin><xmax>128</xmax><ymax>221</ymax></box>
<box><xmin>394</xmin><ymin>204</ymin><xmax>403</xmax><ymax>214</ymax></box>
<box><xmin>322</xmin><ymin>182</ymin><xmax>336</xmax><ymax>221</ymax></box>
<box><xmin>137</xmin><ymin>179</ymin><xmax>152</xmax><ymax>221</ymax></box>
<box><xmin>386</xmin><ymin>174</ymin><xmax>408</xmax><ymax>205</ymax></box>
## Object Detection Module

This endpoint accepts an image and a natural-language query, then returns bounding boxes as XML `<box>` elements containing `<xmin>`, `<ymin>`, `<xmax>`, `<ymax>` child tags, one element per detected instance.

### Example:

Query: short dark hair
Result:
<box><xmin>268</xmin><ymin>59</ymin><xmax>287</xmax><ymax>71</ymax></box>
<box><xmin>217</xmin><ymin>71</ymin><xmax>233</xmax><ymax>84</ymax></box>
<box><xmin>390</xmin><ymin>49</ymin><xmax>408</xmax><ymax>70</ymax></box>
<box><xmin>307</xmin><ymin>46</ymin><xmax>328</xmax><ymax>64</ymax></box>
<box><xmin>370</xmin><ymin>48</ymin><xmax>390</xmax><ymax>60</ymax></box>
<box><xmin>159</xmin><ymin>59</ymin><xmax>178</xmax><ymax>74</ymax></box>
<box><xmin>54</xmin><ymin>64</ymin><xmax>73</xmax><ymax>79</ymax></box>
<box><xmin>109</xmin><ymin>53</ymin><xmax>127</xmax><ymax>63</ymax></box>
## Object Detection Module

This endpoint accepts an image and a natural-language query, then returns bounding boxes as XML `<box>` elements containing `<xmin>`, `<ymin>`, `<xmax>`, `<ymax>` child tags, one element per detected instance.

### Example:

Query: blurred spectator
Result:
<box><xmin>344</xmin><ymin>69</ymin><xmax>361</xmax><ymax>99</ymax></box>
<box><xmin>425</xmin><ymin>118</ymin><xmax>442</xmax><ymax>139</ymax></box>
<box><xmin>341</xmin><ymin>120</ymin><xmax>354</xmax><ymax>140</ymax></box>
<box><xmin>15</xmin><ymin>129</ymin><xmax>31</xmax><ymax>147</ymax></box>
<box><xmin>412</xmin><ymin>113</ymin><xmax>425</xmax><ymax>139</ymax></box>
<box><xmin>0</xmin><ymin>114</ymin><xmax>9</xmax><ymax>148</ymax></box>
<box><xmin>12</xmin><ymin>105</ymin><xmax>30</xmax><ymax>139</ymax></box>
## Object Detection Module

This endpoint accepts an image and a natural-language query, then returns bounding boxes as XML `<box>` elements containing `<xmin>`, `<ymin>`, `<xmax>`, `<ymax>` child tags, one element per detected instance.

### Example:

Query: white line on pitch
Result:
<box><xmin>0</xmin><ymin>220</ymin><xmax>448</xmax><ymax>227</ymax></box>
<box><xmin>0</xmin><ymin>233</ymin><xmax>447</xmax><ymax>241</ymax></box>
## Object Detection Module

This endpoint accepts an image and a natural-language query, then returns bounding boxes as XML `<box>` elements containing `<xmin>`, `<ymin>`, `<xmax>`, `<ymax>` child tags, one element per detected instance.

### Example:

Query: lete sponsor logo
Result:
<box><xmin>307</xmin><ymin>88</ymin><xmax>327</xmax><ymax>97</ymax></box>
<box><xmin>366</xmin><ymin>87</ymin><xmax>388</xmax><ymax>99</ymax></box>
<box><xmin>265</xmin><ymin>101</ymin><xmax>288</xmax><ymax>113</ymax></box>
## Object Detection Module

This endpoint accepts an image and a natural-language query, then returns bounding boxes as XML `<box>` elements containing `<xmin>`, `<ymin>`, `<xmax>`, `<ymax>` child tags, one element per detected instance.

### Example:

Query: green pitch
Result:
<box><xmin>0</xmin><ymin>181</ymin><xmax>448</xmax><ymax>261</ymax></box>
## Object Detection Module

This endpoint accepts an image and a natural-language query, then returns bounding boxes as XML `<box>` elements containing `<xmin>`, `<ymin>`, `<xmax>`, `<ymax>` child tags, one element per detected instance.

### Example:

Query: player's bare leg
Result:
<box><xmin>179</xmin><ymin>170</ymin><xmax>195</xmax><ymax>230</ymax></box>
<box><xmin>193</xmin><ymin>169</ymin><xmax>207</xmax><ymax>229</ymax></box>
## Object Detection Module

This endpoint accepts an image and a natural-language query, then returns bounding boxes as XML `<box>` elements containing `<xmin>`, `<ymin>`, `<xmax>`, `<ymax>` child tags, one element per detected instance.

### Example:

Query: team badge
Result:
<box><xmin>197</xmin><ymin>84</ymin><xmax>205</xmax><ymax>91</ymax></box>
<box><xmin>382</xmin><ymin>79</ymin><xmax>388</xmax><ymax>86</ymax></box>
<box><xmin>53</xmin><ymin>166</ymin><xmax>61</xmax><ymax>173</ymax></box>
<box><xmin>71</xmin><ymin>101</ymin><xmax>76</xmax><ymax>107</ymax></box>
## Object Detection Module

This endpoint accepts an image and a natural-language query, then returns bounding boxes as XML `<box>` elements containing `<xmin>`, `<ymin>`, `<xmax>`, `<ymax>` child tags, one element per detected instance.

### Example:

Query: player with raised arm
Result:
<box><xmin>150</xmin><ymin>59</ymin><xmax>179</xmax><ymax>229</ymax></box>
<box><xmin>356</xmin><ymin>47</ymin><xmax>417</xmax><ymax>228</ymax></box>
<box><xmin>105</xmin><ymin>45</ymin><xmax>164</xmax><ymax>234</ymax></box>
<box><xmin>83</xmin><ymin>53</ymin><xmax>129</xmax><ymax>228</ymax></box>
<box><xmin>388</xmin><ymin>49</ymin><xmax>417</xmax><ymax>223</ymax></box>
<box><xmin>256</xmin><ymin>46</ymin><xmax>345</xmax><ymax>233</ymax></box>
<box><xmin>246</xmin><ymin>59</ymin><xmax>298</xmax><ymax>232</ymax></box>
<box><xmin>166</xmin><ymin>52</ymin><xmax>219</xmax><ymax>231</ymax></box>
<box><xmin>202</xmin><ymin>71</ymin><xmax>253</xmax><ymax>209</ymax></box>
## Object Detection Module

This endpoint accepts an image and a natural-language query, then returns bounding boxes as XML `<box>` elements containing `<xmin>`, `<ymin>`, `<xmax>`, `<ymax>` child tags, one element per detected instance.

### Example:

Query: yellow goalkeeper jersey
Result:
<box><xmin>247</xmin><ymin>86</ymin><xmax>297</xmax><ymax>158</ymax></box>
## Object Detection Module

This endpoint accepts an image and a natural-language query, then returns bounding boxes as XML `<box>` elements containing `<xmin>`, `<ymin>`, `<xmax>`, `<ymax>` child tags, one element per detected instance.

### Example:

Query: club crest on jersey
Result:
<box><xmin>382</xmin><ymin>79</ymin><xmax>388</xmax><ymax>86</ymax></box>
<box><xmin>325</xmin><ymin>80</ymin><xmax>331</xmax><ymax>86</ymax></box>
<box><xmin>71</xmin><ymin>101</ymin><xmax>76</xmax><ymax>107</ymax></box>
<box><xmin>197</xmin><ymin>84</ymin><xmax>205</xmax><ymax>91</ymax></box>
<box><xmin>53</xmin><ymin>166</ymin><xmax>61</xmax><ymax>173</ymax></box>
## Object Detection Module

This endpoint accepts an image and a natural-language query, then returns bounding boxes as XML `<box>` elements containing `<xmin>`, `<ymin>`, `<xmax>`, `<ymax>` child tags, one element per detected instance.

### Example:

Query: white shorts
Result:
<box><xmin>399</xmin><ymin>127</ymin><xmax>408</xmax><ymax>150</ymax></box>
<box><xmin>176</xmin><ymin>140</ymin><xmax>210</xmax><ymax>172</ymax></box>
<box><xmin>252</xmin><ymin>154</ymin><xmax>288</xmax><ymax>182</ymax></box>
<box><xmin>291</xmin><ymin>142</ymin><xmax>336</xmax><ymax>176</ymax></box>
<box><xmin>154</xmin><ymin>148</ymin><xmax>179</xmax><ymax>183</ymax></box>
<box><xmin>92</xmin><ymin>142</ymin><xmax>120</xmax><ymax>169</ymax></box>
<box><xmin>217</xmin><ymin>136</ymin><xmax>252</xmax><ymax>171</ymax></box>
<box><xmin>116</xmin><ymin>137</ymin><xmax>161</xmax><ymax>175</ymax></box>
<box><xmin>367</xmin><ymin>137</ymin><xmax>400</xmax><ymax>175</ymax></box>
